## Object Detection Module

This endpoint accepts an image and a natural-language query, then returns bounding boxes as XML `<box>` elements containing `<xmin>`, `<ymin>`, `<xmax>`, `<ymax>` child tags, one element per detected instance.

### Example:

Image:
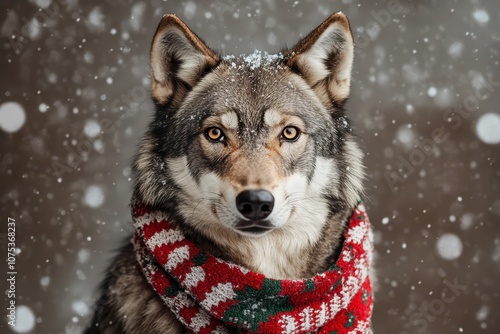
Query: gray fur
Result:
<box><xmin>86</xmin><ymin>12</ymin><xmax>369</xmax><ymax>334</ymax></box>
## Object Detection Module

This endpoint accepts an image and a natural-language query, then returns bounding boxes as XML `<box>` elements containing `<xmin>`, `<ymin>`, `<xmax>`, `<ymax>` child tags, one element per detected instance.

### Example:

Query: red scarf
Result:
<box><xmin>133</xmin><ymin>203</ymin><xmax>373</xmax><ymax>333</ymax></box>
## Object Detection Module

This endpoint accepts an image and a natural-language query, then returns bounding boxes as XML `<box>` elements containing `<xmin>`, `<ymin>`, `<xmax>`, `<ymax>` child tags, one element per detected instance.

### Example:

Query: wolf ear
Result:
<box><xmin>150</xmin><ymin>14</ymin><xmax>219</xmax><ymax>105</ymax></box>
<box><xmin>286</xmin><ymin>12</ymin><xmax>354</xmax><ymax>106</ymax></box>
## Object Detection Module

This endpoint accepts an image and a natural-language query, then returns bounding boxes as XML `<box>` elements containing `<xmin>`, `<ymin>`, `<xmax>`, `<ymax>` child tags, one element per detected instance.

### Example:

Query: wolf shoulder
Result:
<box><xmin>85</xmin><ymin>241</ymin><xmax>183</xmax><ymax>334</ymax></box>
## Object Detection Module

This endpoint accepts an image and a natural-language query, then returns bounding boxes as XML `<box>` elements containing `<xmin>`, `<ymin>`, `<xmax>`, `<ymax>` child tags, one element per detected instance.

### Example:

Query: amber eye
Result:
<box><xmin>282</xmin><ymin>126</ymin><xmax>300</xmax><ymax>141</ymax></box>
<box><xmin>205</xmin><ymin>127</ymin><xmax>225</xmax><ymax>142</ymax></box>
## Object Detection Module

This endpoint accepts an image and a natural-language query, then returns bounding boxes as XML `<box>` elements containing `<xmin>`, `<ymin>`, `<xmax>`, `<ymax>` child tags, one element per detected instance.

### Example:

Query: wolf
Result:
<box><xmin>86</xmin><ymin>11</ymin><xmax>371</xmax><ymax>334</ymax></box>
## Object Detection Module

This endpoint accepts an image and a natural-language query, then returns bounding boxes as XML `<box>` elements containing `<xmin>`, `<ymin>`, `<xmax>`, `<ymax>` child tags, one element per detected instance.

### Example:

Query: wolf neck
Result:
<box><xmin>230</xmin><ymin>212</ymin><xmax>350</xmax><ymax>279</ymax></box>
<box><xmin>173</xmin><ymin>205</ymin><xmax>352</xmax><ymax>280</ymax></box>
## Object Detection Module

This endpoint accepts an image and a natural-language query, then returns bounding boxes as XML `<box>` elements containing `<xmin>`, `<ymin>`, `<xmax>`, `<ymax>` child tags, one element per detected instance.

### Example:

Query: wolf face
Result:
<box><xmin>134</xmin><ymin>13</ymin><xmax>364</xmax><ymax>244</ymax></box>
<box><xmin>85</xmin><ymin>13</ymin><xmax>371</xmax><ymax>333</ymax></box>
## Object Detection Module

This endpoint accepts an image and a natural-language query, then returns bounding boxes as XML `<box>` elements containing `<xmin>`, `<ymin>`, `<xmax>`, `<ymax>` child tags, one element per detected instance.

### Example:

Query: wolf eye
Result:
<box><xmin>205</xmin><ymin>127</ymin><xmax>225</xmax><ymax>142</ymax></box>
<box><xmin>281</xmin><ymin>126</ymin><xmax>300</xmax><ymax>141</ymax></box>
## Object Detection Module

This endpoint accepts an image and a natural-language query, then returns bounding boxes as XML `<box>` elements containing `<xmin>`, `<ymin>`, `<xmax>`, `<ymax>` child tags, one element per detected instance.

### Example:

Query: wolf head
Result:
<box><xmin>133</xmin><ymin>13</ymin><xmax>364</xmax><ymax>240</ymax></box>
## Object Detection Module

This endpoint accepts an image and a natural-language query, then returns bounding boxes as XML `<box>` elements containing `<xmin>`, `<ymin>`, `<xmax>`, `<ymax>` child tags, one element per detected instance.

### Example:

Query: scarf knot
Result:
<box><xmin>133</xmin><ymin>203</ymin><xmax>373</xmax><ymax>333</ymax></box>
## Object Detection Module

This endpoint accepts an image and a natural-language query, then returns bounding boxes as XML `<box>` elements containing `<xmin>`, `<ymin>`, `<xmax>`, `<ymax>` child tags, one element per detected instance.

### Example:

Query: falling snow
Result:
<box><xmin>38</xmin><ymin>102</ymin><xmax>49</xmax><ymax>113</ymax></box>
<box><xmin>448</xmin><ymin>41</ymin><xmax>464</xmax><ymax>59</ymax></box>
<box><xmin>427</xmin><ymin>86</ymin><xmax>437</xmax><ymax>97</ymax></box>
<box><xmin>0</xmin><ymin>101</ymin><xmax>26</xmax><ymax>133</ymax></box>
<box><xmin>476</xmin><ymin>113</ymin><xmax>500</xmax><ymax>145</ymax></box>
<box><xmin>472</xmin><ymin>9</ymin><xmax>490</xmax><ymax>24</ymax></box>
<box><xmin>71</xmin><ymin>300</ymin><xmax>90</xmax><ymax>318</ymax></box>
<box><xmin>184</xmin><ymin>1</ymin><xmax>197</xmax><ymax>20</ymax></box>
<box><xmin>83</xmin><ymin>185</ymin><xmax>105</xmax><ymax>208</ymax></box>
<box><xmin>11</xmin><ymin>305</ymin><xmax>36</xmax><ymax>333</ymax></box>
<box><xmin>436</xmin><ymin>233</ymin><xmax>463</xmax><ymax>261</ymax></box>
<box><xmin>86</xmin><ymin>7</ymin><xmax>106</xmax><ymax>33</ymax></box>
<box><xmin>83</xmin><ymin>119</ymin><xmax>101</xmax><ymax>138</ymax></box>
<box><xmin>396</xmin><ymin>126</ymin><xmax>415</xmax><ymax>147</ymax></box>
<box><xmin>1</xmin><ymin>1</ymin><xmax>499</xmax><ymax>333</ymax></box>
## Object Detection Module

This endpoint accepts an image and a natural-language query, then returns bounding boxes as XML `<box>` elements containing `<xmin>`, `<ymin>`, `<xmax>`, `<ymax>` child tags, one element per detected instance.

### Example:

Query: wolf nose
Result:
<box><xmin>236</xmin><ymin>190</ymin><xmax>274</xmax><ymax>220</ymax></box>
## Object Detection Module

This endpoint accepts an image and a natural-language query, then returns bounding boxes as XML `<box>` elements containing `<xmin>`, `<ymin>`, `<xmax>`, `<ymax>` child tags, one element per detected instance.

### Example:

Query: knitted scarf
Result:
<box><xmin>133</xmin><ymin>203</ymin><xmax>373</xmax><ymax>334</ymax></box>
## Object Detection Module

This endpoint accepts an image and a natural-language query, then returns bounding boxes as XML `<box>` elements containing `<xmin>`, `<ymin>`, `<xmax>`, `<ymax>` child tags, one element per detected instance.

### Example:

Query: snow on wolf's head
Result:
<box><xmin>133</xmin><ymin>13</ymin><xmax>364</xmax><ymax>239</ymax></box>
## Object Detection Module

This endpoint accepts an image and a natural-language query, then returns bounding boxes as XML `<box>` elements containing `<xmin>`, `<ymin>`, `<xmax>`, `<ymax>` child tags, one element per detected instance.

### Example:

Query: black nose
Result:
<box><xmin>236</xmin><ymin>190</ymin><xmax>274</xmax><ymax>220</ymax></box>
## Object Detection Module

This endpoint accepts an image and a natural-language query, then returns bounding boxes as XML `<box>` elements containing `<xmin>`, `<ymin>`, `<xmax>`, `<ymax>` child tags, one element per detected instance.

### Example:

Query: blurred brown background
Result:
<box><xmin>1</xmin><ymin>0</ymin><xmax>499</xmax><ymax>333</ymax></box>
